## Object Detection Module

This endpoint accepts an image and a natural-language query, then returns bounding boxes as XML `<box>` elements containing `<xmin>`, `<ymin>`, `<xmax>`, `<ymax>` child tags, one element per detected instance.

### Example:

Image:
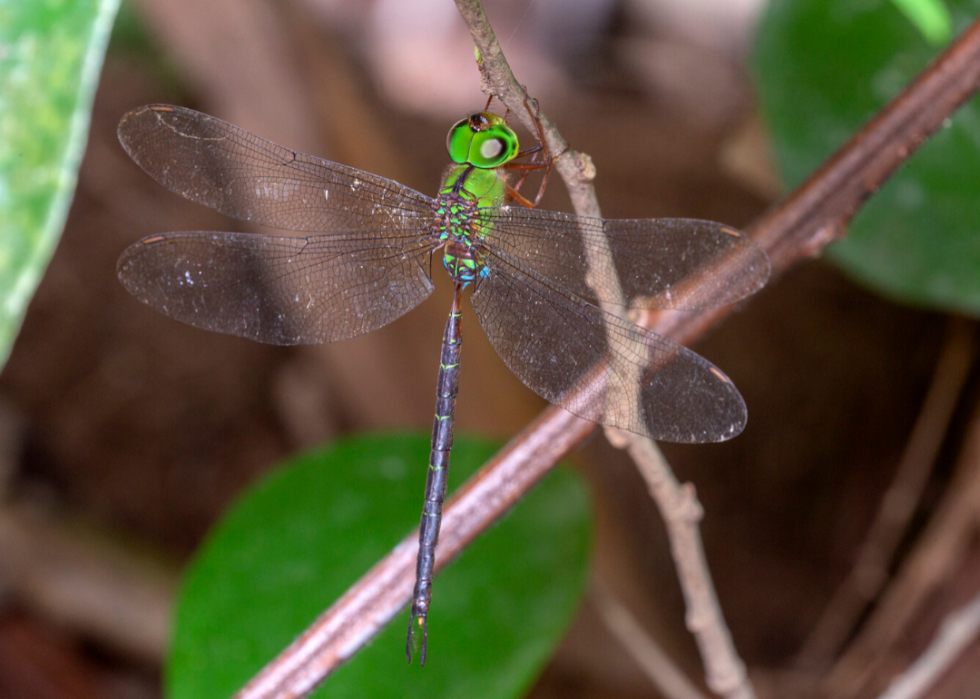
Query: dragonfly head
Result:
<box><xmin>446</xmin><ymin>112</ymin><xmax>519</xmax><ymax>169</ymax></box>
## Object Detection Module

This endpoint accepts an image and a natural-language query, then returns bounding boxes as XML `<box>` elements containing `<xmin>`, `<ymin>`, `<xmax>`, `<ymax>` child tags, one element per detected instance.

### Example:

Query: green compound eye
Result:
<box><xmin>469</xmin><ymin>126</ymin><xmax>518</xmax><ymax>167</ymax></box>
<box><xmin>446</xmin><ymin>118</ymin><xmax>470</xmax><ymax>163</ymax></box>
<box><xmin>445</xmin><ymin>112</ymin><xmax>520</xmax><ymax>168</ymax></box>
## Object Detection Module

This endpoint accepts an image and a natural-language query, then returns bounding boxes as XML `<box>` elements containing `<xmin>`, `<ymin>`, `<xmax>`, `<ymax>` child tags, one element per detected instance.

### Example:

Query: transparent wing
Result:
<box><xmin>478</xmin><ymin>210</ymin><xmax>769</xmax><ymax>311</ymax></box>
<box><xmin>471</xmin><ymin>253</ymin><xmax>746</xmax><ymax>442</ymax></box>
<box><xmin>118</xmin><ymin>231</ymin><xmax>437</xmax><ymax>345</ymax></box>
<box><xmin>118</xmin><ymin>105</ymin><xmax>435</xmax><ymax>233</ymax></box>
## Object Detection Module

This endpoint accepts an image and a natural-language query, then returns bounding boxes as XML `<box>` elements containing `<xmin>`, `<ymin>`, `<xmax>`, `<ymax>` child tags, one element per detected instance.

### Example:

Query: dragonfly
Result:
<box><xmin>116</xmin><ymin>103</ymin><xmax>770</xmax><ymax>665</ymax></box>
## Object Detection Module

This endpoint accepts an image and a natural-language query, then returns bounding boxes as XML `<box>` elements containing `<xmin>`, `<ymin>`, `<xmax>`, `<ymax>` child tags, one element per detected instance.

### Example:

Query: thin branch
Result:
<box><xmin>0</xmin><ymin>503</ymin><xmax>176</xmax><ymax>663</ymax></box>
<box><xmin>823</xmin><ymin>395</ymin><xmax>980</xmax><ymax>697</ymax></box>
<box><xmin>458</xmin><ymin>2</ymin><xmax>755</xmax><ymax>696</ymax></box>
<box><xmin>616</xmin><ymin>436</ymin><xmax>753</xmax><ymax>698</ymax></box>
<box><xmin>593</xmin><ymin>586</ymin><xmax>710</xmax><ymax>699</ymax></box>
<box><xmin>233</xmin><ymin>12</ymin><xmax>980</xmax><ymax>699</ymax></box>
<box><xmin>875</xmin><ymin>590</ymin><xmax>980</xmax><ymax>699</ymax></box>
<box><xmin>455</xmin><ymin>0</ymin><xmax>600</xmax><ymax>219</ymax></box>
<box><xmin>235</xmin><ymin>408</ymin><xmax>590</xmax><ymax>699</ymax></box>
<box><xmin>797</xmin><ymin>318</ymin><xmax>975</xmax><ymax>669</ymax></box>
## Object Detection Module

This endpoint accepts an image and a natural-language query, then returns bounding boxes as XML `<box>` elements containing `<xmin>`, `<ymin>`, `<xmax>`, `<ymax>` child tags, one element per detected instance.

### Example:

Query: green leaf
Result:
<box><xmin>754</xmin><ymin>0</ymin><xmax>980</xmax><ymax>314</ymax></box>
<box><xmin>167</xmin><ymin>433</ymin><xmax>591</xmax><ymax>699</ymax></box>
<box><xmin>890</xmin><ymin>0</ymin><xmax>952</xmax><ymax>45</ymax></box>
<box><xmin>0</xmin><ymin>0</ymin><xmax>120</xmax><ymax>370</ymax></box>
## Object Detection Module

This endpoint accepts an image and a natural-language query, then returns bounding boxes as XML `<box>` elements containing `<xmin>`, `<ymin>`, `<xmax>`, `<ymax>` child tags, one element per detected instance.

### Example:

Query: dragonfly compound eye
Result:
<box><xmin>447</xmin><ymin>112</ymin><xmax>519</xmax><ymax>168</ymax></box>
<box><xmin>446</xmin><ymin>118</ymin><xmax>472</xmax><ymax>163</ymax></box>
<box><xmin>468</xmin><ymin>125</ymin><xmax>519</xmax><ymax>168</ymax></box>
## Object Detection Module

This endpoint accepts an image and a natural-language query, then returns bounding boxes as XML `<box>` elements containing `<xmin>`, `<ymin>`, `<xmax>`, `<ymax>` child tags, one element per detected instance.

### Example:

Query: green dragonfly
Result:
<box><xmin>116</xmin><ymin>103</ymin><xmax>770</xmax><ymax>665</ymax></box>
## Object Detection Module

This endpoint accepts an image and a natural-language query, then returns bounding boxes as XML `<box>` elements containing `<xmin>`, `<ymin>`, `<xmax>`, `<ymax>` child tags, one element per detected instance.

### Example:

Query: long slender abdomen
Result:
<box><xmin>407</xmin><ymin>283</ymin><xmax>463</xmax><ymax>665</ymax></box>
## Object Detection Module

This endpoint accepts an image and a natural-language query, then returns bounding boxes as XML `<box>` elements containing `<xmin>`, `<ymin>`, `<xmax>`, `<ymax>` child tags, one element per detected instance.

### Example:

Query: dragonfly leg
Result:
<box><xmin>408</xmin><ymin>283</ymin><xmax>464</xmax><ymax>665</ymax></box>
<box><xmin>504</xmin><ymin>147</ymin><xmax>549</xmax><ymax>201</ymax></box>
<box><xmin>504</xmin><ymin>181</ymin><xmax>537</xmax><ymax>209</ymax></box>
<box><xmin>512</xmin><ymin>144</ymin><xmax>544</xmax><ymax>160</ymax></box>
<box><xmin>521</xmin><ymin>96</ymin><xmax>560</xmax><ymax>207</ymax></box>
<box><xmin>523</xmin><ymin>91</ymin><xmax>572</xmax><ymax>205</ymax></box>
<box><xmin>532</xmin><ymin>152</ymin><xmax>560</xmax><ymax>207</ymax></box>
<box><xmin>503</xmin><ymin>88</ymin><xmax>567</xmax><ymax>207</ymax></box>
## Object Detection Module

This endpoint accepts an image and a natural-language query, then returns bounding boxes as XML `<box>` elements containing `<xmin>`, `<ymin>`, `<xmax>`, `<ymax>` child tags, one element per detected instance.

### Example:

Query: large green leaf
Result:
<box><xmin>754</xmin><ymin>0</ymin><xmax>980</xmax><ymax>314</ymax></box>
<box><xmin>0</xmin><ymin>0</ymin><xmax>120</xmax><ymax>370</ymax></box>
<box><xmin>168</xmin><ymin>433</ymin><xmax>591</xmax><ymax>699</ymax></box>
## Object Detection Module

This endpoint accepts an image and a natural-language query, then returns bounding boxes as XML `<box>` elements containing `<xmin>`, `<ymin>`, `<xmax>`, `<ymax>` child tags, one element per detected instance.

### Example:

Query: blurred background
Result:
<box><xmin>2</xmin><ymin>0</ymin><xmax>980</xmax><ymax>697</ymax></box>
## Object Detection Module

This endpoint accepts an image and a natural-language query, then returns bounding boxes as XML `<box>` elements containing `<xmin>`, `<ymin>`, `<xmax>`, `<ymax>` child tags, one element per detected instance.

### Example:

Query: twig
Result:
<box><xmin>797</xmin><ymin>318</ymin><xmax>975</xmax><ymax>669</ymax></box>
<box><xmin>232</xmin><ymin>12</ymin><xmax>980</xmax><ymax>699</ymax></box>
<box><xmin>458</xmin><ymin>2</ymin><xmax>755</xmax><ymax>696</ymax></box>
<box><xmin>823</xmin><ymin>395</ymin><xmax>980</xmax><ymax>697</ymax></box>
<box><xmin>875</xmin><ymin>590</ymin><xmax>980</xmax><ymax>699</ymax></box>
<box><xmin>455</xmin><ymin>0</ymin><xmax>600</xmax><ymax>219</ymax></box>
<box><xmin>0</xmin><ymin>503</ymin><xmax>176</xmax><ymax>663</ymax></box>
<box><xmin>235</xmin><ymin>408</ymin><xmax>590</xmax><ymax>699</ymax></box>
<box><xmin>593</xmin><ymin>586</ymin><xmax>710</xmax><ymax>699</ymax></box>
<box><xmin>616</xmin><ymin>436</ymin><xmax>752</xmax><ymax>698</ymax></box>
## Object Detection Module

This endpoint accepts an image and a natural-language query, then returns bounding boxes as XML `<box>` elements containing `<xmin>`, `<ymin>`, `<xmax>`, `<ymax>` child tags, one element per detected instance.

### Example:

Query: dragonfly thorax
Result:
<box><xmin>433</xmin><ymin>164</ymin><xmax>503</xmax><ymax>284</ymax></box>
<box><xmin>433</xmin><ymin>188</ymin><xmax>486</xmax><ymax>283</ymax></box>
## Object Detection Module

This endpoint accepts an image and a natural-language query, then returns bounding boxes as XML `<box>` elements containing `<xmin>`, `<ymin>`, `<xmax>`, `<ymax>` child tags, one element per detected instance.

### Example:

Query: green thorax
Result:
<box><xmin>432</xmin><ymin>166</ymin><xmax>506</xmax><ymax>282</ymax></box>
<box><xmin>435</xmin><ymin>112</ymin><xmax>521</xmax><ymax>283</ymax></box>
<box><xmin>440</xmin><ymin>164</ymin><xmax>506</xmax><ymax>212</ymax></box>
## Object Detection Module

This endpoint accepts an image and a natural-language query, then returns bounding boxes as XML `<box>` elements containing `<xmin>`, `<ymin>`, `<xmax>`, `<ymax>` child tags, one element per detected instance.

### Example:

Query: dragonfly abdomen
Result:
<box><xmin>442</xmin><ymin>239</ymin><xmax>486</xmax><ymax>284</ymax></box>
<box><xmin>408</xmin><ymin>283</ymin><xmax>464</xmax><ymax>665</ymax></box>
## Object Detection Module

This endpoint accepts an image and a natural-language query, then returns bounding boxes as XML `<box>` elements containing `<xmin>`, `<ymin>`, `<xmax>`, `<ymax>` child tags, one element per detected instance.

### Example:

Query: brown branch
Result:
<box><xmin>615</xmin><ymin>435</ymin><xmax>753</xmax><ymax>698</ymax></box>
<box><xmin>453</xmin><ymin>0</ymin><xmax>600</xmax><ymax>219</ymax></box>
<box><xmin>593</xmin><ymin>586</ymin><xmax>710</xmax><ymax>699</ymax></box>
<box><xmin>0</xmin><ymin>503</ymin><xmax>176</xmax><ymax>663</ymax></box>
<box><xmin>232</xmin><ymin>12</ymin><xmax>980</xmax><ymax>699</ymax></box>
<box><xmin>796</xmin><ymin>319</ymin><xmax>975</xmax><ymax>670</ymax></box>
<box><xmin>821</xmin><ymin>394</ymin><xmax>980</xmax><ymax>698</ymax></box>
<box><xmin>458</xmin><ymin>3</ymin><xmax>755</xmax><ymax>695</ymax></box>
<box><xmin>873</xmin><ymin>590</ymin><xmax>980</xmax><ymax>699</ymax></box>
<box><xmin>235</xmin><ymin>409</ymin><xmax>590</xmax><ymax>699</ymax></box>
<box><xmin>751</xmin><ymin>19</ymin><xmax>980</xmax><ymax>268</ymax></box>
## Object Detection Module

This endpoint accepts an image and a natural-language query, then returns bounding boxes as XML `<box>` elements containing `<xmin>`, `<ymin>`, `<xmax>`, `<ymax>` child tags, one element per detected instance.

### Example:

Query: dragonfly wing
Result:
<box><xmin>471</xmin><ymin>255</ymin><xmax>746</xmax><ymax>442</ymax></box>
<box><xmin>118</xmin><ymin>105</ymin><xmax>434</xmax><ymax>233</ymax></box>
<box><xmin>118</xmin><ymin>231</ymin><xmax>436</xmax><ymax>345</ymax></box>
<box><xmin>479</xmin><ymin>210</ymin><xmax>769</xmax><ymax>311</ymax></box>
